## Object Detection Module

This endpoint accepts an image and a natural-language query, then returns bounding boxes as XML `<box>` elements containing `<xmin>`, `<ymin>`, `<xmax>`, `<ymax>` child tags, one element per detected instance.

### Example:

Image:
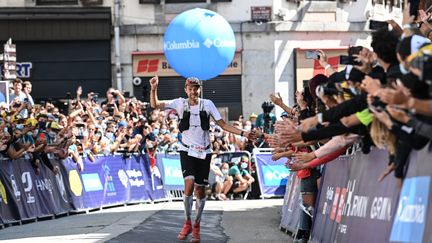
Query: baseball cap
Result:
<box><xmin>250</xmin><ymin>113</ymin><xmax>258</xmax><ymax>119</ymax></box>
<box><xmin>280</xmin><ymin>112</ymin><xmax>289</xmax><ymax>118</ymax></box>
<box><xmin>185</xmin><ymin>77</ymin><xmax>202</xmax><ymax>86</ymax></box>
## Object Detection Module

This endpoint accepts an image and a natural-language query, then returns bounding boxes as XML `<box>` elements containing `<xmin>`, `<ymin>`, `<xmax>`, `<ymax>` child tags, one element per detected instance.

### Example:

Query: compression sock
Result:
<box><xmin>183</xmin><ymin>195</ymin><xmax>193</xmax><ymax>221</ymax></box>
<box><xmin>194</xmin><ymin>197</ymin><xmax>206</xmax><ymax>224</ymax></box>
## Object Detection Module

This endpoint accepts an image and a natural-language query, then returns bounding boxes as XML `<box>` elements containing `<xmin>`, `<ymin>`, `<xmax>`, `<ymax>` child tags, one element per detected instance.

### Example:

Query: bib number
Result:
<box><xmin>188</xmin><ymin>145</ymin><xmax>207</xmax><ymax>159</ymax></box>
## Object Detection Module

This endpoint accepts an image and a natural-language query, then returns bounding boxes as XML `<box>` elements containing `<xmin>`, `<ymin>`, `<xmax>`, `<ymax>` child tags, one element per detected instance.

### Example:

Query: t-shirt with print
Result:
<box><xmin>165</xmin><ymin>98</ymin><xmax>221</xmax><ymax>152</ymax></box>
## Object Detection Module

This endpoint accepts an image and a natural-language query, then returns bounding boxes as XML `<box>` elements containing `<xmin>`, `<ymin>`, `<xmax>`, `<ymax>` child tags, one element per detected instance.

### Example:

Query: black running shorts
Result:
<box><xmin>179</xmin><ymin>151</ymin><xmax>212</xmax><ymax>186</ymax></box>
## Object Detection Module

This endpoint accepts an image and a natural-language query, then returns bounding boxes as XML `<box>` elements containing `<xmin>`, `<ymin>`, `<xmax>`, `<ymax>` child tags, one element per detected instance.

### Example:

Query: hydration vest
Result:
<box><xmin>178</xmin><ymin>99</ymin><xmax>210</xmax><ymax>132</ymax></box>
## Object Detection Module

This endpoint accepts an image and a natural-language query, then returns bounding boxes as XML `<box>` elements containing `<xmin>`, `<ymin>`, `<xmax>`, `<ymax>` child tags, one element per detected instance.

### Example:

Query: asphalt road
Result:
<box><xmin>0</xmin><ymin>199</ymin><xmax>292</xmax><ymax>243</ymax></box>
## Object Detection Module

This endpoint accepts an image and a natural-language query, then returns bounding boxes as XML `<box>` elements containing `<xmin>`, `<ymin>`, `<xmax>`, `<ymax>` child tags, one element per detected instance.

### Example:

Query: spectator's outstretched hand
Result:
<box><xmin>294</xmin><ymin>152</ymin><xmax>316</xmax><ymax>163</ymax></box>
<box><xmin>299</xmin><ymin>116</ymin><xmax>318</xmax><ymax>132</ymax></box>
<box><xmin>361</xmin><ymin>75</ymin><xmax>381</xmax><ymax>96</ymax></box>
<box><xmin>379</xmin><ymin>85</ymin><xmax>410</xmax><ymax>106</ymax></box>
<box><xmin>316</xmin><ymin>50</ymin><xmax>328</xmax><ymax>67</ymax></box>
<box><xmin>286</xmin><ymin>160</ymin><xmax>306</xmax><ymax>172</ymax></box>
<box><xmin>387</xmin><ymin>106</ymin><xmax>411</xmax><ymax>124</ymax></box>
<box><xmin>245</xmin><ymin>129</ymin><xmax>258</xmax><ymax>141</ymax></box>
<box><xmin>419</xmin><ymin>9</ymin><xmax>431</xmax><ymax>24</ymax></box>
<box><xmin>270</xmin><ymin>93</ymin><xmax>283</xmax><ymax>107</ymax></box>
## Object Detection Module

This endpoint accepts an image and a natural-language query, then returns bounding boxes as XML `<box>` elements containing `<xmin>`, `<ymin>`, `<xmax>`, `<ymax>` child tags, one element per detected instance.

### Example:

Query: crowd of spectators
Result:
<box><xmin>0</xmin><ymin>77</ymin><xmax>265</xmax><ymax>201</ymax></box>
<box><xmin>262</xmin><ymin>3</ymin><xmax>432</xmax><ymax>242</ymax></box>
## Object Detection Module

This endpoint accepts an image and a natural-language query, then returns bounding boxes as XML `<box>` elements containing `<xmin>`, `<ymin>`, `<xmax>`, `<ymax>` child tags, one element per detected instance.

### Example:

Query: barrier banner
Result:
<box><xmin>32</xmin><ymin>159</ymin><xmax>70</xmax><ymax>216</ymax></box>
<box><xmin>311</xmin><ymin>149</ymin><xmax>399</xmax><ymax>243</ymax></box>
<box><xmin>49</xmin><ymin>160</ymin><xmax>72</xmax><ymax>214</ymax></box>
<box><xmin>254</xmin><ymin>153</ymin><xmax>290</xmax><ymax>197</ymax></box>
<box><xmin>0</xmin><ymin>160</ymin><xmax>21</xmax><ymax>223</ymax></box>
<box><xmin>390</xmin><ymin>144</ymin><xmax>432</xmax><ymax>243</ymax></box>
<box><xmin>62</xmin><ymin>154</ymin><xmax>167</xmax><ymax>210</ymax></box>
<box><xmin>280</xmin><ymin>172</ymin><xmax>301</xmax><ymax>233</ymax></box>
<box><xmin>60</xmin><ymin>158</ymin><xmax>86</xmax><ymax>210</ymax></box>
<box><xmin>139</xmin><ymin>154</ymin><xmax>165</xmax><ymax>201</ymax></box>
<box><xmin>100</xmin><ymin>155</ymin><xmax>129</xmax><ymax>206</ymax></box>
<box><xmin>157</xmin><ymin>153</ymin><xmax>185</xmax><ymax>191</ymax></box>
<box><xmin>11</xmin><ymin>159</ymin><xmax>43</xmax><ymax>219</ymax></box>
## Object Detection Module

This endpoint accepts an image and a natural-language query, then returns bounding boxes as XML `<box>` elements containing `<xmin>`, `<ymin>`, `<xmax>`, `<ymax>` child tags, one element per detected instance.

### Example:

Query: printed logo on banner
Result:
<box><xmin>68</xmin><ymin>170</ymin><xmax>83</xmax><ymax>196</ymax></box>
<box><xmin>21</xmin><ymin>172</ymin><xmax>35</xmax><ymax>203</ymax></box>
<box><xmin>10</xmin><ymin>175</ymin><xmax>21</xmax><ymax>200</ymax></box>
<box><xmin>0</xmin><ymin>179</ymin><xmax>7</xmax><ymax>204</ymax></box>
<box><xmin>321</xmin><ymin>179</ymin><xmax>393</xmax><ymax>235</ymax></box>
<box><xmin>81</xmin><ymin>173</ymin><xmax>103</xmax><ymax>192</ymax></box>
<box><xmin>35</xmin><ymin>178</ymin><xmax>53</xmax><ymax>193</ymax></box>
<box><xmin>55</xmin><ymin>173</ymin><xmax>68</xmax><ymax>203</ymax></box>
<box><xmin>103</xmin><ymin>164</ymin><xmax>116</xmax><ymax>196</ymax></box>
<box><xmin>390</xmin><ymin>176</ymin><xmax>430</xmax><ymax>243</ymax></box>
<box><xmin>162</xmin><ymin>158</ymin><xmax>184</xmax><ymax>186</ymax></box>
<box><xmin>118</xmin><ymin>169</ymin><xmax>145</xmax><ymax>188</ymax></box>
<box><xmin>262</xmin><ymin>165</ymin><xmax>290</xmax><ymax>186</ymax></box>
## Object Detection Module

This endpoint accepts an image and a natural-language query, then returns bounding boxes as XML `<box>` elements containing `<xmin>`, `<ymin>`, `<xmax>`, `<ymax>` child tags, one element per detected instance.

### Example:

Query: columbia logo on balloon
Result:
<box><xmin>164</xmin><ymin>40</ymin><xmax>200</xmax><ymax>50</ymax></box>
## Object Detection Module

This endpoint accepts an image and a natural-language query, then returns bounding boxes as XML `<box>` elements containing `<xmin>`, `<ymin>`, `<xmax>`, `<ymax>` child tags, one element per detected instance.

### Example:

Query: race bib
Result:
<box><xmin>188</xmin><ymin>145</ymin><xmax>207</xmax><ymax>159</ymax></box>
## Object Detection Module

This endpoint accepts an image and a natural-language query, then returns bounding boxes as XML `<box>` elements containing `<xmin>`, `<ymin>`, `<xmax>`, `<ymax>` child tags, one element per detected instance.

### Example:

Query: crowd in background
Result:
<box><xmin>0</xmin><ymin>77</ymin><xmax>277</xmax><ymax>201</ymax></box>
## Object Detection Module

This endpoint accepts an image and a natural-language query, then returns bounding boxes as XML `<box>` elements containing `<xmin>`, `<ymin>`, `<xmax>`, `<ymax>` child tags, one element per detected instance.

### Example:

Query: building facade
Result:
<box><xmin>0</xmin><ymin>0</ymin><xmax>403</xmax><ymax>119</ymax></box>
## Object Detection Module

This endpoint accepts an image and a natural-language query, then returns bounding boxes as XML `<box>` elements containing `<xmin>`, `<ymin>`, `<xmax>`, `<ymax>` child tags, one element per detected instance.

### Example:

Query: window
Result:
<box><xmin>36</xmin><ymin>0</ymin><xmax>78</xmax><ymax>5</ymax></box>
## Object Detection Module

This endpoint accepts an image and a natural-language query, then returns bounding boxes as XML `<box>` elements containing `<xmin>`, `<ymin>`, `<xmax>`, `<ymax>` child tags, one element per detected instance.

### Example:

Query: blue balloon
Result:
<box><xmin>164</xmin><ymin>8</ymin><xmax>236</xmax><ymax>80</ymax></box>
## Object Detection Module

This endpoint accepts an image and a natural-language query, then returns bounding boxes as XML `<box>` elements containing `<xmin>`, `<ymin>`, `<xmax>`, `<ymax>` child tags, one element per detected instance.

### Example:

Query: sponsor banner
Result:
<box><xmin>254</xmin><ymin>153</ymin><xmax>290</xmax><ymax>197</ymax></box>
<box><xmin>391</xmin><ymin>144</ymin><xmax>432</xmax><ymax>243</ymax></box>
<box><xmin>32</xmin><ymin>159</ymin><xmax>69</xmax><ymax>216</ymax></box>
<box><xmin>311</xmin><ymin>149</ymin><xmax>399</xmax><ymax>243</ymax></box>
<box><xmin>48</xmin><ymin>159</ymin><xmax>72</xmax><ymax>214</ymax></box>
<box><xmin>11</xmin><ymin>159</ymin><xmax>42</xmax><ymax>219</ymax></box>
<box><xmin>140</xmin><ymin>154</ymin><xmax>165</xmax><ymax>201</ymax></box>
<box><xmin>157</xmin><ymin>153</ymin><xmax>185</xmax><ymax>191</ymax></box>
<box><xmin>0</xmin><ymin>160</ymin><xmax>21</xmax><ymax>223</ymax></box>
<box><xmin>61</xmin><ymin>154</ymin><xmax>167</xmax><ymax>210</ymax></box>
<box><xmin>132</xmin><ymin>52</ymin><xmax>241</xmax><ymax>77</ymax></box>
<box><xmin>100</xmin><ymin>155</ymin><xmax>128</xmax><ymax>206</ymax></box>
<box><xmin>61</xmin><ymin>158</ymin><xmax>85</xmax><ymax>210</ymax></box>
<box><xmin>280</xmin><ymin>172</ymin><xmax>301</xmax><ymax>233</ymax></box>
<box><xmin>0</xmin><ymin>154</ymin><xmax>167</xmax><ymax>222</ymax></box>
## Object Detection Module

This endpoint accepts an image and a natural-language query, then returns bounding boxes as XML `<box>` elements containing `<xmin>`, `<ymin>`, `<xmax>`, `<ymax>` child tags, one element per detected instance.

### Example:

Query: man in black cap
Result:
<box><xmin>150</xmin><ymin>76</ymin><xmax>255</xmax><ymax>242</ymax></box>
